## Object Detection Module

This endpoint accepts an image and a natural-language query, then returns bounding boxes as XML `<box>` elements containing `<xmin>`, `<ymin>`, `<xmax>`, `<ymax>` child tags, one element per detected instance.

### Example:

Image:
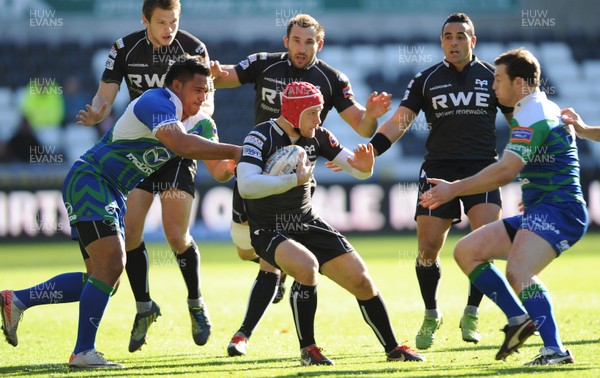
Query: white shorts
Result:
<box><xmin>230</xmin><ymin>221</ymin><xmax>253</xmax><ymax>250</ymax></box>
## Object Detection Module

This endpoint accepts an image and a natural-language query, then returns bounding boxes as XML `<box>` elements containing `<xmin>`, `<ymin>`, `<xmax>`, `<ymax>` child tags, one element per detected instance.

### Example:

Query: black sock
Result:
<box><xmin>415</xmin><ymin>259</ymin><xmax>441</xmax><ymax>310</ymax></box>
<box><xmin>125</xmin><ymin>241</ymin><xmax>151</xmax><ymax>302</ymax></box>
<box><xmin>358</xmin><ymin>294</ymin><xmax>398</xmax><ymax>353</ymax></box>
<box><xmin>467</xmin><ymin>281</ymin><xmax>485</xmax><ymax>308</ymax></box>
<box><xmin>175</xmin><ymin>241</ymin><xmax>201</xmax><ymax>299</ymax></box>
<box><xmin>290</xmin><ymin>281</ymin><xmax>317</xmax><ymax>349</ymax></box>
<box><xmin>238</xmin><ymin>271</ymin><xmax>278</xmax><ymax>338</ymax></box>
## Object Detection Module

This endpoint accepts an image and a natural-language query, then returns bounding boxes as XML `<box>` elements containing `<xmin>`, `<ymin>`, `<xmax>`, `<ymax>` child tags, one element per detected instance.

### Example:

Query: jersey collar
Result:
<box><xmin>165</xmin><ymin>87</ymin><xmax>184</xmax><ymax>120</ymax></box>
<box><xmin>442</xmin><ymin>55</ymin><xmax>479</xmax><ymax>71</ymax></box>
<box><xmin>144</xmin><ymin>29</ymin><xmax>152</xmax><ymax>46</ymax></box>
<box><xmin>514</xmin><ymin>90</ymin><xmax>545</xmax><ymax>116</ymax></box>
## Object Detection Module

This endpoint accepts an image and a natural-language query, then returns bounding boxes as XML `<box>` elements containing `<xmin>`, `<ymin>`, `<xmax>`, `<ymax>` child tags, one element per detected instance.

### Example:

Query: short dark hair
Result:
<box><xmin>495</xmin><ymin>48</ymin><xmax>541</xmax><ymax>87</ymax></box>
<box><xmin>142</xmin><ymin>0</ymin><xmax>181</xmax><ymax>22</ymax></box>
<box><xmin>163</xmin><ymin>55</ymin><xmax>210</xmax><ymax>88</ymax></box>
<box><xmin>442</xmin><ymin>13</ymin><xmax>475</xmax><ymax>37</ymax></box>
<box><xmin>287</xmin><ymin>14</ymin><xmax>325</xmax><ymax>41</ymax></box>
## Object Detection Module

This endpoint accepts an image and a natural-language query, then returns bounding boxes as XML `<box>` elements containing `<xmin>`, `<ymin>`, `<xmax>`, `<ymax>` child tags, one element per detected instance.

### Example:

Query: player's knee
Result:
<box><xmin>237</xmin><ymin>247</ymin><xmax>258</xmax><ymax>261</ymax></box>
<box><xmin>290</xmin><ymin>258</ymin><xmax>319</xmax><ymax>285</ymax></box>
<box><xmin>505</xmin><ymin>263</ymin><xmax>530</xmax><ymax>292</ymax></box>
<box><xmin>164</xmin><ymin>228</ymin><xmax>190</xmax><ymax>253</ymax></box>
<box><xmin>353</xmin><ymin>272</ymin><xmax>377</xmax><ymax>298</ymax></box>
<box><xmin>454</xmin><ymin>238</ymin><xmax>470</xmax><ymax>266</ymax></box>
<box><xmin>417</xmin><ymin>240</ymin><xmax>442</xmax><ymax>265</ymax></box>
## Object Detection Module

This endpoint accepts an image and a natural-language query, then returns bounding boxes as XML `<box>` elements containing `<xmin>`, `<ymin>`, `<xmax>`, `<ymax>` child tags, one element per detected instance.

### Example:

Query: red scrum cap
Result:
<box><xmin>281</xmin><ymin>81</ymin><xmax>324</xmax><ymax>130</ymax></box>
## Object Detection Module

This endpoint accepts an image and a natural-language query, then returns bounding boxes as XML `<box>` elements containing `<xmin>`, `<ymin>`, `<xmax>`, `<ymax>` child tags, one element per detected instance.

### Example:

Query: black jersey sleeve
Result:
<box><xmin>177</xmin><ymin>30</ymin><xmax>209</xmax><ymax>59</ymax></box>
<box><xmin>234</xmin><ymin>52</ymin><xmax>277</xmax><ymax>85</ymax></box>
<box><xmin>317</xmin><ymin>128</ymin><xmax>344</xmax><ymax>161</ymax></box>
<box><xmin>240</xmin><ymin>125</ymin><xmax>271</xmax><ymax>170</ymax></box>
<box><xmin>101</xmin><ymin>38</ymin><xmax>127</xmax><ymax>85</ymax></box>
<box><xmin>399</xmin><ymin>70</ymin><xmax>427</xmax><ymax>114</ymax></box>
<box><xmin>328</xmin><ymin>69</ymin><xmax>357</xmax><ymax>114</ymax></box>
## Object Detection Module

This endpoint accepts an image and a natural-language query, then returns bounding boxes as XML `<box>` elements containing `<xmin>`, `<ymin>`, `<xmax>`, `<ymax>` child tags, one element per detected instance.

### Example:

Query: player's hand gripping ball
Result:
<box><xmin>263</xmin><ymin>145</ymin><xmax>306</xmax><ymax>175</ymax></box>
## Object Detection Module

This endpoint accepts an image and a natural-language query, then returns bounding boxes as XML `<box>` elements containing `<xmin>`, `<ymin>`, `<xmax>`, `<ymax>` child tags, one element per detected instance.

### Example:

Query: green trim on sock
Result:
<box><xmin>518</xmin><ymin>282</ymin><xmax>546</xmax><ymax>302</ymax></box>
<box><xmin>468</xmin><ymin>262</ymin><xmax>493</xmax><ymax>282</ymax></box>
<box><xmin>81</xmin><ymin>273</ymin><xmax>89</xmax><ymax>286</ymax></box>
<box><xmin>87</xmin><ymin>277</ymin><xmax>115</xmax><ymax>296</ymax></box>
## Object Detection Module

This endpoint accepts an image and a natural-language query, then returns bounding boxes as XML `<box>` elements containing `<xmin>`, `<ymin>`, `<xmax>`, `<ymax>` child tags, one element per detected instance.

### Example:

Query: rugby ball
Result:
<box><xmin>263</xmin><ymin>145</ymin><xmax>305</xmax><ymax>175</ymax></box>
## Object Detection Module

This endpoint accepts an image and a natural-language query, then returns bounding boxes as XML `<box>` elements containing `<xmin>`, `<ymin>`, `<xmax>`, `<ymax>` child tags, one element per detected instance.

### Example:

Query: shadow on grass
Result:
<box><xmin>1</xmin><ymin>338</ymin><xmax>597</xmax><ymax>377</ymax></box>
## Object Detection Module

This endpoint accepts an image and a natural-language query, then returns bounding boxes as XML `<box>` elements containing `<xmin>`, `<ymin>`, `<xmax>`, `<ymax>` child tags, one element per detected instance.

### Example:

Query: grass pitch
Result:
<box><xmin>1</xmin><ymin>233</ymin><xmax>599</xmax><ymax>377</ymax></box>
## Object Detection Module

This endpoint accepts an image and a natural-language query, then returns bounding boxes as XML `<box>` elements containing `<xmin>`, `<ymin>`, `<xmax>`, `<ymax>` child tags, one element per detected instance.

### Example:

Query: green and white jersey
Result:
<box><xmin>80</xmin><ymin>87</ymin><xmax>218</xmax><ymax>195</ymax></box>
<box><xmin>504</xmin><ymin>91</ymin><xmax>584</xmax><ymax>206</ymax></box>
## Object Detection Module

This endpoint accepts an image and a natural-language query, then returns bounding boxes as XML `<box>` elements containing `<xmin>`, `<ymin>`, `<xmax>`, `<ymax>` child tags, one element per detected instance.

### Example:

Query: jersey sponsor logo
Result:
<box><xmin>406</xmin><ymin>79</ymin><xmax>415</xmax><ymax>89</ymax></box>
<box><xmin>249</xmin><ymin>130</ymin><xmax>267</xmax><ymax>141</ymax></box>
<box><xmin>128</xmin><ymin>63</ymin><xmax>149</xmax><ymax>67</ymax></box>
<box><xmin>116</xmin><ymin>38</ymin><xmax>124</xmax><ymax>49</ymax></box>
<box><xmin>126</xmin><ymin>153</ymin><xmax>154</xmax><ymax>175</ymax></box>
<box><xmin>248</xmin><ymin>54</ymin><xmax>258</xmax><ymax>63</ymax></box>
<box><xmin>510</xmin><ymin>126</ymin><xmax>533</xmax><ymax>144</ymax></box>
<box><xmin>243</xmin><ymin>145</ymin><xmax>262</xmax><ymax>159</ymax></box>
<box><xmin>402</xmin><ymin>89</ymin><xmax>410</xmax><ymax>101</ymax></box>
<box><xmin>244</xmin><ymin>135</ymin><xmax>264</xmax><ymax>149</ymax></box>
<box><xmin>109</xmin><ymin>46</ymin><xmax>117</xmax><ymax>58</ymax></box>
<box><xmin>259</xmin><ymin>52</ymin><xmax>268</xmax><ymax>60</ymax></box>
<box><xmin>105</xmin><ymin>57</ymin><xmax>114</xmax><ymax>70</ymax></box>
<box><xmin>239</xmin><ymin>59</ymin><xmax>250</xmax><ymax>70</ymax></box>
<box><xmin>475</xmin><ymin>79</ymin><xmax>488</xmax><ymax>87</ymax></box>
<box><xmin>262</xmin><ymin>87</ymin><xmax>280</xmax><ymax>105</ymax></box>
<box><xmin>104</xmin><ymin>201</ymin><xmax>118</xmax><ymax>216</ymax></box>
<box><xmin>127</xmin><ymin>73</ymin><xmax>164</xmax><ymax>88</ymax></box>
<box><xmin>195</xmin><ymin>44</ymin><xmax>205</xmax><ymax>55</ymax></box>
<box><xmin>431</xmin><ymin>91</ymin><xmax>490</xmax><ymax>110</ymax></box>
<box><xmin>342</xmin><ymin>84</ymin><xmax>353</xmax><ymax>99</ymax></box>
<box><xmin>143</xmin><ymin>147</ymin><xmax>172</xmax><ymax>168</ymax></box>
<box><xmin>430</xmin><ymin>83</ymin><xmax>451</xmax><ymax>91</ymax></box>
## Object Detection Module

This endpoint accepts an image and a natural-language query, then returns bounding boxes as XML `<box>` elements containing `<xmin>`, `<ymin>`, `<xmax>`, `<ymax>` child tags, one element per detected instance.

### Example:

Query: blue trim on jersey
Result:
<box><xmin>133</xmin><ymin>88</ymin><xmax>178</xmax><ymax>131</ymax></box>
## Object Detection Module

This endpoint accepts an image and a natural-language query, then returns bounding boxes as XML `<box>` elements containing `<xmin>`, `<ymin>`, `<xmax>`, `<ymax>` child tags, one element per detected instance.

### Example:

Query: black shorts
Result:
<box><xmin>231</xmin><ymin>181</ymin><xmax>248</xmax><ymax>224</ymax></box>
<box><xmin>415</xmin><ymin>160</ymin><xmax>502</xmax><ymax>224</ymax></box>
<box><xmin>136</xmin><ymin>157</ymin><xmax>197</xmax><ymax>197</ymax></box>
<box><xmin>250</xmin><ymin>217</ymin><xmax>354</xmax><ymax>271</ymax></box>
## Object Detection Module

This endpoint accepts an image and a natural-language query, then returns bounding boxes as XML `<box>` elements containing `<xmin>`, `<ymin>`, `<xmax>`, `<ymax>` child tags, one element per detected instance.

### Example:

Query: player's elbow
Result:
<box><xmin>497</xmin><ymin>166</ymin><xmax>518</xmax><ymax>186</ymax></box>
<box><xmin>237</xmin><ymin>182</ymin><xmax>255</xmax><ymax>199</ymax></box>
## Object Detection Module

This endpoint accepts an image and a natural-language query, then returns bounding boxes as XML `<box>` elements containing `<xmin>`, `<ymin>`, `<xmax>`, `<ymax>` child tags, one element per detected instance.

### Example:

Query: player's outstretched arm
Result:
<box><xmin>339</xmin><ymin>92</ymin><xmax>392</xmax><ymax>138</ymax></box>
<box><xmin>156</xmin><ymin>122</ymin><xmax>242</xmax><ymax>162</ymax></box>
<box><xmin>369</xmin><ymin>105</ymin><xmax>417</xmax><ymax>156</ymax></box>
<box><xmin>420</xmin><ymin>153</ymin><xmax>523</xmax><ymax>210</ymax></box>
<box><xmin>76</xmin><ymin>82</ymin><xmax>120</xmax><ymax>126</ymax></box>
<box><xmin>204</xmin><ymin>159</ymin><xmax>236</xmax><ymax>183</ymax></box>
<box><xmin>330</xmin><ymin>143</ymin><xmax>374</xmax><ymax>180</ymax></box>
<box><xmin>561</xmin><ymin>107</ymin><xmax>600</xmax><ymax>142</ymax></box>
<box><xmin>210</xmin><ymin>61</ymin><xmax>241</xmax><ymax>89</ymax></box>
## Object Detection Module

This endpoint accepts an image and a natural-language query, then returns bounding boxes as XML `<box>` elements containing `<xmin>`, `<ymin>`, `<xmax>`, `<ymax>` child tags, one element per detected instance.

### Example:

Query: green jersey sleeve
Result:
<box><xmin>504</xmin><ymin>119</ymin><xmax>551</xmax><ymax>163</ymax></box>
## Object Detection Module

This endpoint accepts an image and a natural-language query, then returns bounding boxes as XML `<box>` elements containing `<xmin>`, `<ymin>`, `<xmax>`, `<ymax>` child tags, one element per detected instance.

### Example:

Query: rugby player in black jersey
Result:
<box><xmin>236</xmin><ymin>81</ymin><xmax>422</xmax><ymax>366</ymax></box>
<box><xmin>75</xmin><ymin>0</ymin><xmax>233</xmax><ymax>352</ymax></box>
<box><xmin>369</xmin><ymin>13</ymin><xmax>513</xmax><ymax>350</ymax></box>
<box><xmin>212</xmin><ymin>13</ymin><xmax>392</xmax><ymax>356</ymax></box>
